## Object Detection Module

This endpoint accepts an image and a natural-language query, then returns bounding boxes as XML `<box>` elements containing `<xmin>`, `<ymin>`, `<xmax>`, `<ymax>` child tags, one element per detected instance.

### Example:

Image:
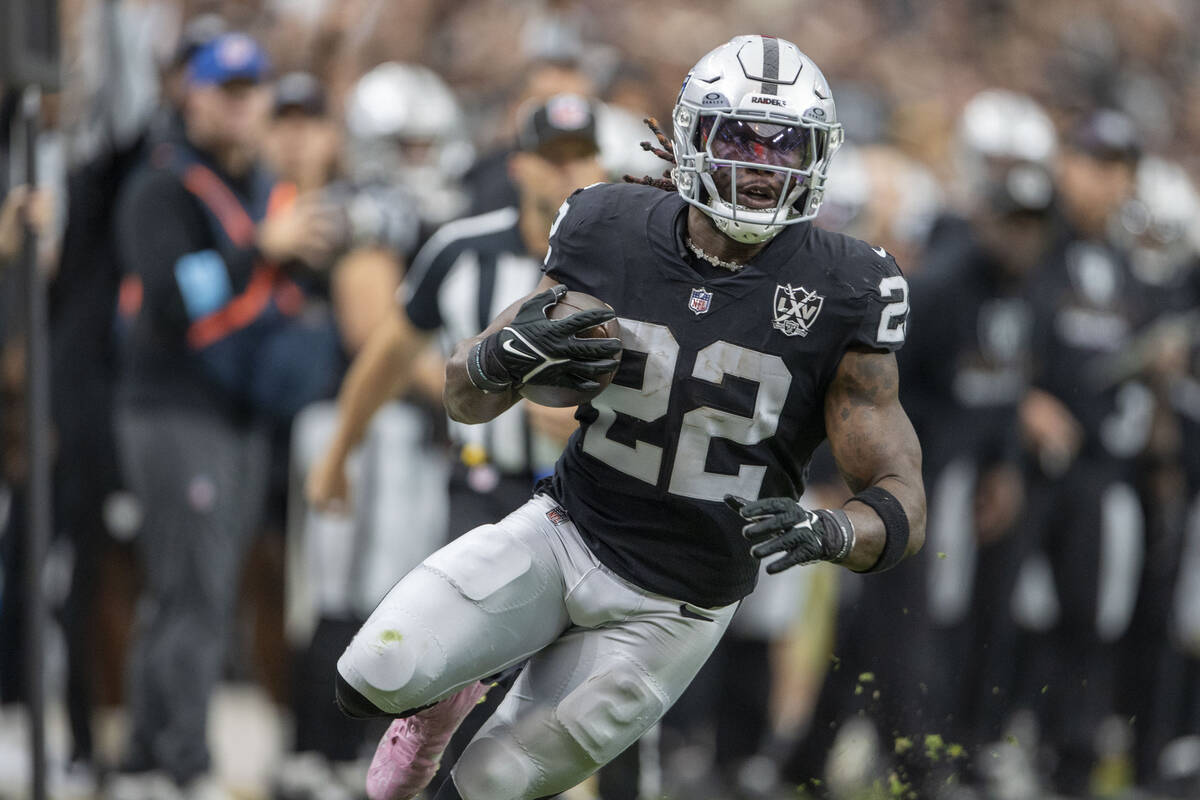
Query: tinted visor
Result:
<box><xmin>700</xmin><ymin>117</ymin><xmax>820</xmax><ymax>170</ymax></box>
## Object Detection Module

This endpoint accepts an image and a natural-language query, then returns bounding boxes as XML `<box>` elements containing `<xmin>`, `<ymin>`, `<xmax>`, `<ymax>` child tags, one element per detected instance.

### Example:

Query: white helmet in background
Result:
<box><xmin>956</xmin><ymin>89</ymin><xmax>1057</xmax><ymax>211</ymax></box>
<box><xmin>1117</xmin><ymin>156</ymin><xmax>1200</xmax><ymax>286</ymax></box>
<box><xmin>819</xmin><ymin>143</ymin><xmax>943</xmax><ymax>248</ymax></box>
<box><xmin>345</xmin><ymin>62</ymin><xmax>473</xmax><ymax>225</ymax></box>
<box><xmin>671</xmin><ymin>35</ymin><xmax>844</xmax><ymax>244</ymax></box>
<box><xmin>817</xmin><ymin>143</ymin><xmax>870</xmax><ymax>232</ymax></box>
<box><xmin>959</xmin><ymin>89</ymin><xmax>1057</xmax><ymax>164</ymax></box>
<box><xmin>595</xmin><ymin>103</ymin><xmax>666</xmax><ymax>181</ymax></box>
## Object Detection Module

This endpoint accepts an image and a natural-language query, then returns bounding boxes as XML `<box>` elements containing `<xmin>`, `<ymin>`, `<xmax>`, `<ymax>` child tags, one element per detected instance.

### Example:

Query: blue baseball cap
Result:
<box><xmin>188</xmin><ymin>33</ymin><xmax>271</xmax><ymax>87</ymax></box>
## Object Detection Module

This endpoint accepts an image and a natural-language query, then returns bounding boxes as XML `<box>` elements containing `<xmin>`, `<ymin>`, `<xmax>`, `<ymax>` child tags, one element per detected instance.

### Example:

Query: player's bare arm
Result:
<box><xmin>726</xmin><ymin>346</ymin><xmax>925</xmax><ymax>575</ymax></box>
<box><xmin>824</xmin><ymin>346</ymin><xmax>926</xmax><ymax>570</ymax></box>
<box><xmin>444</xmin><ymin>275</ymin><xmax>621</xmax><ymax>424</ymax></box>
<box><xmin>306</xmin><ymin>309</ymin><xmax>430</xmax><ymax>508</ymax></box>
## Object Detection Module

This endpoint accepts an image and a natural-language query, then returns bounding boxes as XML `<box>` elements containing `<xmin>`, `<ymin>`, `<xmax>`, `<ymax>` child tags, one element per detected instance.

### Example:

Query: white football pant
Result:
<box><xmin>337</xmin><ymin>493</ymin><xmax>737</xmax><ymax>799</ymax></box>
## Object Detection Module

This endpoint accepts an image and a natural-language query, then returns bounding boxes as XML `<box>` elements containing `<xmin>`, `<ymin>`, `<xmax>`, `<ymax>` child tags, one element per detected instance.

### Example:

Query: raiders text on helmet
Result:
<box><xmin>672</xmin><ymin>35</ymin><xmax>844</xmax><ymax>243</ymax></box>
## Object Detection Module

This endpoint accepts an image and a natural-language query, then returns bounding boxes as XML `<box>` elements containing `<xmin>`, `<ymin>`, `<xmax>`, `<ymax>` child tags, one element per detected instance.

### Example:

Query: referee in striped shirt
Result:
<box><xmin>307</xmin><ymin>92</ymin><xmax>606</xmax><ymax>544</ymax></box>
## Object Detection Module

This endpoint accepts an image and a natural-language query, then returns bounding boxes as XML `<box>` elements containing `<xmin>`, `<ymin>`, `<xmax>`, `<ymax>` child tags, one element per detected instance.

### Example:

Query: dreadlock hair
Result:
<box><xmin>622</xmin><ymin>117</ymin><xmax>678</xmax><ymax>192</ymax></box>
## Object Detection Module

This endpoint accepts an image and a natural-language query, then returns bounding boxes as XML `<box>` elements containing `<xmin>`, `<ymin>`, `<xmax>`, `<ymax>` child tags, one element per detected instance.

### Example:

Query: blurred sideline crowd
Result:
<box><xmin>1</xmin><ymin>1</ymin><xmax>1200</xmax><ymax>799</ymax></box>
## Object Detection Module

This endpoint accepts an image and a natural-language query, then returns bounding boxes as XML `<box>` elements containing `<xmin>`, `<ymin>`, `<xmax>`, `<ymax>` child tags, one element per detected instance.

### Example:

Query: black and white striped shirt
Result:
<box><xmin>404</xmin><ymin>206</ymin><xmax>557</xmax><ymax>477</ymax></box>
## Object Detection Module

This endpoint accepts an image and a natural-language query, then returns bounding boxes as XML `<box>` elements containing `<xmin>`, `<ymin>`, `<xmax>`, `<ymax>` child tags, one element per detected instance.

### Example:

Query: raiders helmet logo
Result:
<box><xmin>772</xmin><ymin>284</ymin><xmax>823</xmax><ymax>337</ymax></box>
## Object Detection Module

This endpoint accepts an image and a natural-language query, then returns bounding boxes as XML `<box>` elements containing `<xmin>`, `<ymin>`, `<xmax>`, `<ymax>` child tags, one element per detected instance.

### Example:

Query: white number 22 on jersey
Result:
<box><xmin>581</xmin><ymin>318</ymin><xmax>792</xmax><ymax>502</ymax></box>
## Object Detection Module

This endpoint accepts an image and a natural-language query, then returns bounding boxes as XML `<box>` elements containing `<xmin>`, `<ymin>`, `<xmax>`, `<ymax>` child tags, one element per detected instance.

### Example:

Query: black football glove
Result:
<box><xmin>466</xmin><ymin>284</ymin><xmax>622</xmax><ymax>393</ymax></box>
<box><xmin>724</xmin><ymin>495</ymin><xmax>855</xmax><ymax>574</ymax></box>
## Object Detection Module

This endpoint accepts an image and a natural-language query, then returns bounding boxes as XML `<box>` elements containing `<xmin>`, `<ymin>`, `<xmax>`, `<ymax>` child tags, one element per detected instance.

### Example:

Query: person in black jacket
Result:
<box><xmin>110</xmin><ymin>33</ymin><xmax>338</xmax><ymax>795</ymax></box>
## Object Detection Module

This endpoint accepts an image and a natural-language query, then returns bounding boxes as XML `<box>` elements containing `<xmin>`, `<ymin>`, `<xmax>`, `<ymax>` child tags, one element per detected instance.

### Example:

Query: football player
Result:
<box><xmin>333</xmin><ymin>36</ymin><xmax>926</xmax><ymax>800</ymax></box>
<box><xmin>344</xmin><ymin>62</ymin><xmax>474</xmax><ymax>235</ymax></box>
<box><xmin>905</xmin><ymin>89</ymin><xmax>1054</xmax><ymax>783</ymax></box>
<box><xmin>1017</xmin><ymin>108</ymin><xmax>1150</xmax><ymax>796</ymax></box>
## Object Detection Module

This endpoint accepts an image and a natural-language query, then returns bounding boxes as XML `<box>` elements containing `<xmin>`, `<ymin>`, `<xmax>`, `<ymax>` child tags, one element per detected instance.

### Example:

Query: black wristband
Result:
<box><xmin>847</xmin><ymin>486</ymin><xmax>909</xmax><ymax>573</ymax></box>
<box><xmin>465</xmin><ymin>340</ymin><xmax>511</xmax><ymax>393</ymax></box>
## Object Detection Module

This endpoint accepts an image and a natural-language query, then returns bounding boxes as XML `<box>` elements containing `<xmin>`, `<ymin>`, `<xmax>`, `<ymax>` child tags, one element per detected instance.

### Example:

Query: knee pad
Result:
<box><xmin>423</xmin><ymin>526</ymin><xmax>549</xmax><ymax>614</ymax></box>
<box><xmin>337</xmin><ymin>602</ymin><xmax>447</xmax><ymax>713</ymax></box>
<box><xmin>555</xmin><ymin>659</ymin><xmax>667</xmax><ymax>766</ymax></box>
<box><xmin>338</xmin><ymin>606</ymin><xmax>441</xmax><ymax>700</ymax></box>
<box><xmin>452</xmin><ymin>736</ymin><xmax>535</xmax><ymax>800</ymax></box>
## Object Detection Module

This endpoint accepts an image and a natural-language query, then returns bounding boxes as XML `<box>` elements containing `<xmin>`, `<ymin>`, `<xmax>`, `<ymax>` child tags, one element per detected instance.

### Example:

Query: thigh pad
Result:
<box><xmin>555</xmin><ymin>657</ymin><xmax>667</xmax><ymax>766</ymax></box>
<box><xmin>423</xmin><ymin>525</ymin><xmax>550</xmax><ymax>613</ymax></box>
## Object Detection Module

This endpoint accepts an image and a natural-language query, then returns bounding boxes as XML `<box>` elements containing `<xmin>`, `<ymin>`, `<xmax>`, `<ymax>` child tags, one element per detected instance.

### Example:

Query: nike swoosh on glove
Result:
<box><xmin>466</xmin><ymin>284</ymin><xmax>622</xmax><ymax>393</ymax></box>
<box><xmin>724</xmin><ymin>494</ymin><xmax>854</xmax><ymax>574</ymax></box>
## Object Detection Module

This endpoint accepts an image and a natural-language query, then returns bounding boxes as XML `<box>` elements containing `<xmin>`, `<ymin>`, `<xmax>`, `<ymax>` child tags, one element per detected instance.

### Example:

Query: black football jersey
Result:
<box><xmin>900</xmin><ymin>229</ymin><xmax>1033</xmax><ymax>475</ymax></box>
<box><xmin>541</xmin><ymin>183</ymin><xmax>909</xmax><ymax>606</ymax></box>
<box><xmin>1027</xmin><ymin>228</ymin><xmax>1154</xmax><ymax>463</ymax></box>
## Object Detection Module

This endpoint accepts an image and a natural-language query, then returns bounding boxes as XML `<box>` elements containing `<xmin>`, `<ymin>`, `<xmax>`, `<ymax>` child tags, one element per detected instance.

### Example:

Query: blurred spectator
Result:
<box><xmin>264</xmin><ymin>72</ymin><xmax>338</xmax><ymax>195</ymax></box>
<box><xmin>1109</xmin><ymin>155</ymin><xmax>1200</xmax><ymax>794</ymax></box>
<box><xmin>109</xmin><ymin>32</ymin><xmax>339</xmax><ymax>797</ymax></box>
<box><xmin>818</xmin><ymin>142</ymin><xmax>944</xmax><ymax>274</ymax></box>
<box><xmin>461</xmin><ymin>58</ymin><xmax>596</xmax><ymax>216</ymax></box>
<box><xmin>0</xmin><ymin>186</ymin><xmax>50</xmax><ymax>266</ymax></box>
<box><xmin>1014</xmin><ymin>107</ymin><xmax>1149</xmax><ymax>798</ymax></box>
<box><xmin>905</xmin><ymin>90</ymin><xmax>1057</xmax><ymax>793</ymax></box>
<box><xmin>277</xmin><ymin>248</ymin><xmax>448</xmax><ymax>799</ymax></box>
<box><xmin>261</xmin><ymin>68</ymin><xmax>434</xmax><ymax>795</ymax></box>
<box><xmin>154</xmin><ymin>14</ymin><xmax>230</xmax><ymax>141</ymax></box>
<box><xmin>266</xmin><ymin>70</ymin><xmax>420</xmax><ymax>266</ymax></box>
<box><xmin>0</xmin><ymin>176</ymin><xmax>55</xmax><ymax>713</ymax></box>
<box><xmin>343</xmin><ymin>62</ymin><xmax>473</xmax><ymax>238</ymax></box>
<box><xmin>41</xmin><ymin>15</ymin><xmax>230</xmax><ymax>786</ymax></box>
<box><xmin>48</xmin><ymin>132</ymin><xmax>137</xmax><ymax>786</ymax></box>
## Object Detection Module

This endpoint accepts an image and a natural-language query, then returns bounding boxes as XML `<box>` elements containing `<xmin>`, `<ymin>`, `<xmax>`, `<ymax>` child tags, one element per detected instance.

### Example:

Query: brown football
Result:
<box><xmin>519</xmin><ymin>291</ymin><xmax>622</xmax><ymax>408</ymax></box>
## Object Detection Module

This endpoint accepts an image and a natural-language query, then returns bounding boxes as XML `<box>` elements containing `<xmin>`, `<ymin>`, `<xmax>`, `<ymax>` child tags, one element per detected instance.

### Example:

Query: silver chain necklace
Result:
<box><xmin>686</xmin><ymin>237</ymin><xmax>746</xmax><ymax>273</ymax></box>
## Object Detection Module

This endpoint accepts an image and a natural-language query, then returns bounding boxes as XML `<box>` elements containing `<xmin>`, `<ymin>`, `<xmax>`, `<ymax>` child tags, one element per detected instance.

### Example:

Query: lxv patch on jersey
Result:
<box><xmin>772</xmin><ymin>283</ymin><xmax>824</xmax><ymax>337</ymax></box>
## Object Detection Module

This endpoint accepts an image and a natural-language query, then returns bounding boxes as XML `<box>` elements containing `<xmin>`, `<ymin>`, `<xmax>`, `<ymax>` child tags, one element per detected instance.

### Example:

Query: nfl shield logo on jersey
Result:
<box><xmin>689</xmin><ymin>287</ymin><xmax>713</xmax><ymax>315</ymax></box>
<box><xmin>772</xmin><ymin>284</ymin><xmax>824</xmax><ymax>337</ymax></box>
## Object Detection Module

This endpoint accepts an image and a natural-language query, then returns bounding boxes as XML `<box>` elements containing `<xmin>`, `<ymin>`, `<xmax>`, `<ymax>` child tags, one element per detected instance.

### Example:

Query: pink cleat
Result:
<box><xmin>365</xmin><ymin>680</ymin><xmax>491</xmax><ymax>800</ymax></box>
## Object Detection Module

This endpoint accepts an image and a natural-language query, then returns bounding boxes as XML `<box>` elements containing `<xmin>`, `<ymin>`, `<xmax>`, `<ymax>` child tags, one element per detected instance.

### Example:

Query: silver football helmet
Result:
<box><xmin>955</xmin><ymin>89</ymin><xmax>1057</xmax><ymax>210</ymax></box>
<box><xmin>1117</xmin><ymin>155</ymin><xmax>1200</xmax><ymax>286</ymax></box>
<box><xmin>672</xmin><ymin>35</ymin><xmax>844</xmax><ymax>243</ymax></box>
<box><xmin>344</xmin><ymin>62</ymin><xmax>473</xmax><ymax>226</ymax></box>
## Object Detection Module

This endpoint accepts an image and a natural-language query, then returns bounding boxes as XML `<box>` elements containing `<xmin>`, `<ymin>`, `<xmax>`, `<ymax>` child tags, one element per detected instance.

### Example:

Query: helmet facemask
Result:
<box><xmin>673</xmin><ymin>106</ymin><xmax>843</xmax><ymax>243</ymax></box>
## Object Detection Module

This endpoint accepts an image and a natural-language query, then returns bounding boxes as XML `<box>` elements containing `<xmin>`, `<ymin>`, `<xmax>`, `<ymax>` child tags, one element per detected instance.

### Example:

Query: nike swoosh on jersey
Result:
<box><xmin>502</xmin><ymin>338</ymin><xmax>539</xmax><ymax>360</ymax></box>
<box><xmin>872</xmin><ymin>246</ymin><xmax>887</xmax><ymax>258</ymax></box>
<box><xmin>679</xmin><ymin>603</ymin><xmax>715</xmax><ymax>622</ymax></box>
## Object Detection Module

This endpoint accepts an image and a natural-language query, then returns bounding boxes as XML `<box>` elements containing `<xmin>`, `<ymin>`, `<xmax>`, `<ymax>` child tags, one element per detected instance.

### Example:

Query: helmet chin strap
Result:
<box><xmin>706</xmin><ymin>196</ymin><xmax>784</xmax><ymax>244</ymax></box>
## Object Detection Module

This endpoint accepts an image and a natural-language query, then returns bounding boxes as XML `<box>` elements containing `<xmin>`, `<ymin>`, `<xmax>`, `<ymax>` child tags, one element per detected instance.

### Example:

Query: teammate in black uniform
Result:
<box><xmin>902</xmin><ymin>93</ymin><xmax>1055</xmax><ymax>788</ymax></box>
<box><xmin>1016</xmin><ymin>109</ymin><xmax>1150</xmax><ymax>796</ymax></box>
<box><xmin>333</xmin><ymin>36</ymin><xmax>925</xmax><ymax>800</ymax></box>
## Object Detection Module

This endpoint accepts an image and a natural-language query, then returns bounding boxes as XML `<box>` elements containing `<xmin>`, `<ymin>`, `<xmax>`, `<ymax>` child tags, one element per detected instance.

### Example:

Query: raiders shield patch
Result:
<box><xmin>772</xmin><ymin>284</ymin><xmax>824</xmax><ymax>337</ymax></box>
